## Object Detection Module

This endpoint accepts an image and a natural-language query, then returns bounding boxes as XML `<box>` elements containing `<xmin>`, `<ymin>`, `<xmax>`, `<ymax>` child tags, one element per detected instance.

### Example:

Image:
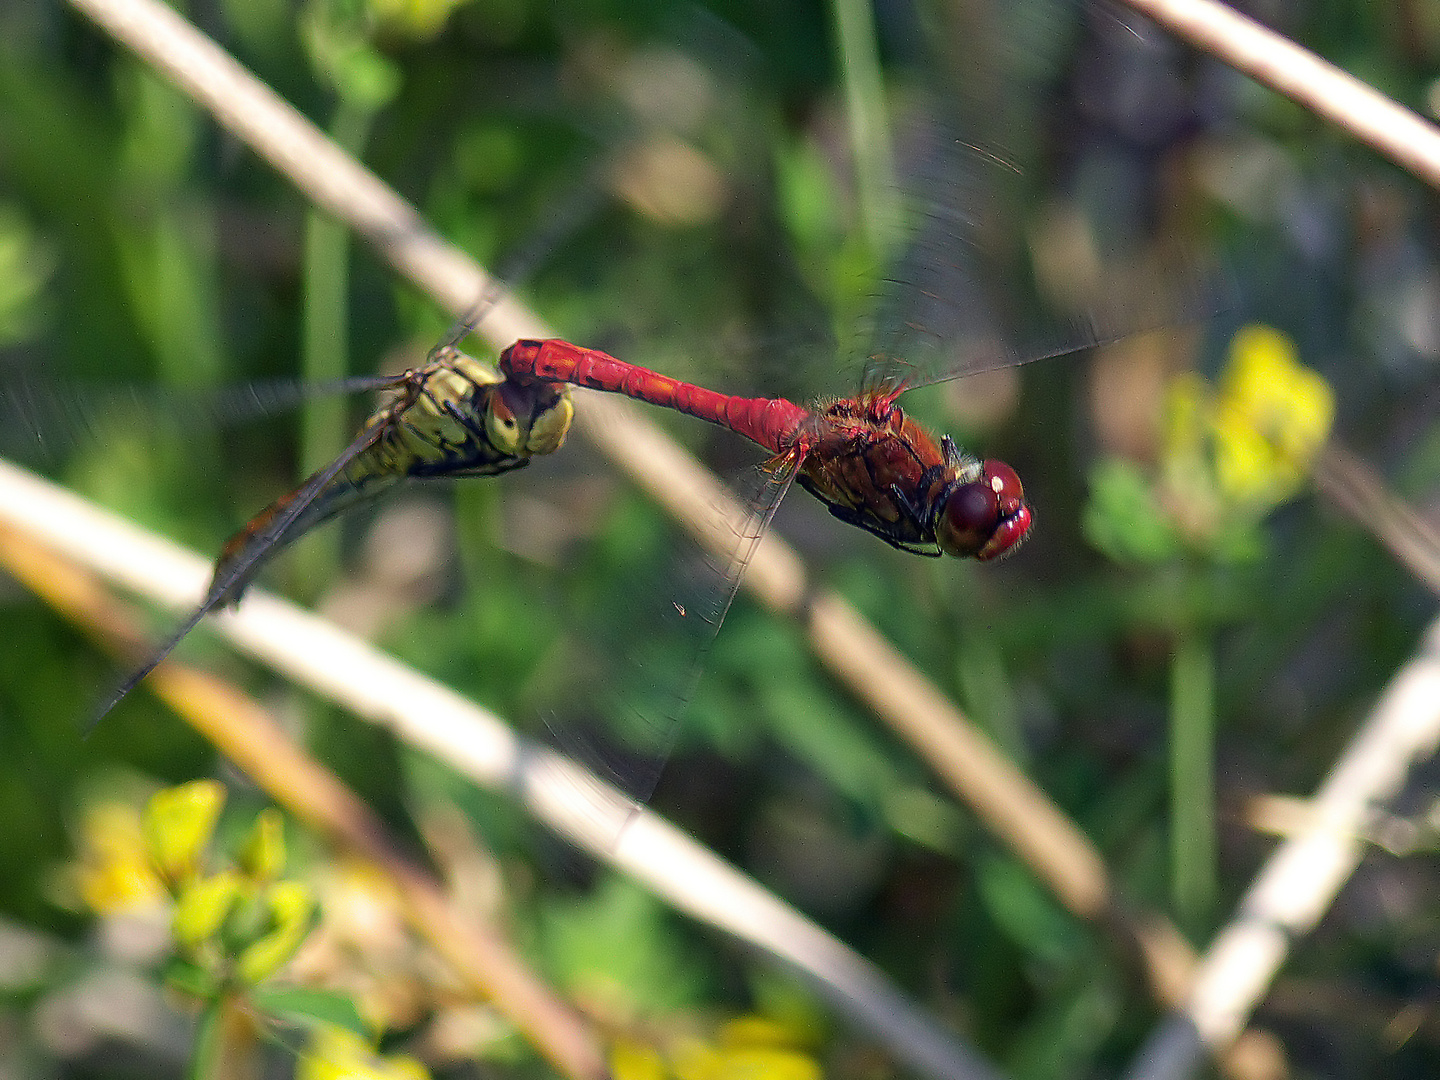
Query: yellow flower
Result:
<box><xmin>1215</xmin><ymin>325</ymin><xmax>1334</xmax><ymax>503</ymax></box>
<box><xmin>237</xmin><ymin>809</ymin><xmax>286</xmax><ymax>882</ymax></box>
<box><xmin>671</xmin><ymin>1037</ymin><xmax>820</xmax><ymax>1080</ymax></box>
<box><xmin>612</xmin><ymin>1037</ymin><xmax>669</xmax><ymax>1080</ymax></box>
<box><xmin>668</xmin><ymin>1020</ymin><xmax>822</xmax><ymax>1080</ymax></box>
<box><xmin>298</xmin><ymin>1025</ymin><xmax>431</xmax><ymax>1080</ymax></box>
<box><xmin>145</xmin><ymin>780</ymin><xmax>225</xmax><ymax>887</ymax></box>
<box><xmin>610</xmin><ymin>1013</ymin><xmax>823</xmax><ymax>1080</ymax></box>
<box><xmin>709</xmin><ymin>1048</ymin><xmax>821</xmax><ymax>1080</ymax></box>
<box><xmin>237</xmin><ymin>880</ymin><xmax>316</xmax><ymax>985</ymax></box>
<box><xmin>714</xmin><ymin>1017</ymin><xmax>820</xmax><ymax>1080</ymax></box>
<box><xmin>73</xmin><ymin>800</ymin><xmax>166</xmax><ymax>913</ymax></box>
<box><xmin>670</xmin><ymin>1035</ymin><xmax>722</xmax><ymax>1080</ymax></box>
<box><xmin>1211</xmin><ymin>398</ymin><xmax>1289</xmax><ymax>504</ymax></box>
<box><xmin>1152</xmin><ymin>325</ymin><xmax>1335</xmax><ymax>528</ymax></box>
<box><xmin>172</xmin><ymin>869</ymin><xmax>243</xmax><ymax>948</ymax></box>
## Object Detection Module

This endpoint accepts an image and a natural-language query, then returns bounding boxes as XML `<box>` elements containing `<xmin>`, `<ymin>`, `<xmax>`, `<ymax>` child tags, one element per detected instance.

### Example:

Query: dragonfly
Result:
<box><xmin>92</xmin><ymin>341</ymin><xmax>574</xmax><ymax>722</ymax></box>
<box><xmin>486</xmin><ymin>326</ymin><xmax>1118</xmax><ymax>826</ymax></box>
<box><xmin>493</xmin><ymin>123</ymin><xmax>1176</xmax><ymax>575</ymax></box>
<box><xmin>498</xmin><ymin>338</ymin><xmax>1031</xmax><ymax>563</ymax></box>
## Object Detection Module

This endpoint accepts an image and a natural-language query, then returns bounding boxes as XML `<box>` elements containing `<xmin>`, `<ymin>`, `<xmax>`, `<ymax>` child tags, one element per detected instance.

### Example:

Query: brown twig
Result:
<box><xmin>0</xmin><ymin>523</ymin><xmax>608</xmax><ymax>1080</ymax></box>
<box><xmin>1314</xmin><ymin>441</ymin><xmax>1440</xmax><ymax>598</ymax></box>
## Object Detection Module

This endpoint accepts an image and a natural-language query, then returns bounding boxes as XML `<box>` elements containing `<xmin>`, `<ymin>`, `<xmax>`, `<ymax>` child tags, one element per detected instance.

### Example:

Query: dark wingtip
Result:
<box><xmin>84</xmin><ymin>665</ymin><xmax>151</xmax><ymax>738</ymax></box>
<box><xmin>82</xmin><ymin>586</ymin><xmax>227</xmax><ymax>738</ymax></box>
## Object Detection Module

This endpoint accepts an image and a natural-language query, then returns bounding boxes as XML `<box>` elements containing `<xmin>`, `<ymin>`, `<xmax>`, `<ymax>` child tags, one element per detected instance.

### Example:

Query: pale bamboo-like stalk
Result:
<box><xmin>1116</xmin><ymin>0</ymin><xmax>1440</xmax><ymax>190</ymax></box>
<box><xmin>0</xmin><ymin>523</ymin><xmax>606</xmax><ymax>1080</ymax></box>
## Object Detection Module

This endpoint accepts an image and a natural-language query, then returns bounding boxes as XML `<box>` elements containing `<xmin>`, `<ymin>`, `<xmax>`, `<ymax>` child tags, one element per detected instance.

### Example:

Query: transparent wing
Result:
<box><xmin>853</xmin><ymin>110</ymin><xmax>992</xmax><ymax>392</ymax></box>
<box><xmin>855</xmin><ymin>106</ymin><xmax>1215</xmax><ymax>397</ymax></box>
<box><xmin>88</xmin><ymin>413</ymin><xmax>394</xmax><ymax>729</ymax></box>
<box><xmin>433</xmin><ymin>149</ymin><xmax>622</xmax><ymax>356</ymax></box>
<box><xmin>550</xmin><ymin>455</ymin><xmax>800</xmax><ymax>844</ymax></box>
<box><xmin>0</xmin><ymin>372</ymin><xmax>395</xmax><ymax>464</ymax></box>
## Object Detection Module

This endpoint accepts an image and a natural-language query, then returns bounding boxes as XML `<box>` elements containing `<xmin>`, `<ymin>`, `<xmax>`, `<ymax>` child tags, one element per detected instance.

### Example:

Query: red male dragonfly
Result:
<box><xmin>495</xmin><ymin>125</ymin><xmax>1162</xmax><ymax>576</ymax></box>
<box><xmin>473</xmin><ymin>136</ymin><xmax>1175</xmax><ymax>822</ymax></box>
<box><xmin>499</xmin><ymin>338</ymin><xmax>1032</xmax><ymax>563</ymax></box>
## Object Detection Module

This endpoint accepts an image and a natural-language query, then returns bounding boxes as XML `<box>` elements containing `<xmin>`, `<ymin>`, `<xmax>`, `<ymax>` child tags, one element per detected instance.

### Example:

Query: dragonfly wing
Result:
<box><xmin>0</xmin><ymin>373</ymin><xmax>397</xmax><ymax>464</ymax></box>
<box><xmin>856</xmin><ymin>107</ymin><xmax>1215</xmax><ymax>395</ymax></box>
<box><xmin>553</xmin><ymin>456</ymin><xmax>801</xmax><ymax>845</ymax></box>
<box><xmin>207</xmin><ymin>463</ymin><xmax>401</xmax><ymax>608</ymax></box>
<box><xmin>853</xmin><ymin>110</ymin><xmax>1014</xmax><ymax>396</ymax></box>
<box><xmin>88</xmin><ymin>416</ymin><xmax>393</xmax><ymax>729</ymax></box>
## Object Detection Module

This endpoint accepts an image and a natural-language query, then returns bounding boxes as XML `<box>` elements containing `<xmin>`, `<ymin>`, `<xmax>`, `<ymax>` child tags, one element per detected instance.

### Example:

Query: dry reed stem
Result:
<box><xmin>1116</xmin><ymin>0</ymin><xmax>1440</xmax><ymax>190</ymax></box>
<box><xmin>0</xmin><ymin>524</ymin><xmax>607</xmax><ymax>1080</ymax></box>
<box><xmin>1314</xmin><ymin>442</ymin><xmax>1440</xmax><ymax>597</ymax></box>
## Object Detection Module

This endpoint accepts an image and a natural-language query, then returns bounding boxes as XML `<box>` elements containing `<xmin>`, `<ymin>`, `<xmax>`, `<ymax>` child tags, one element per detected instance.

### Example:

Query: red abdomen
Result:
<box><xmin>499</xmin><ymin>339</ymin><xmax>809</xmax><ymax>454</ymax></box>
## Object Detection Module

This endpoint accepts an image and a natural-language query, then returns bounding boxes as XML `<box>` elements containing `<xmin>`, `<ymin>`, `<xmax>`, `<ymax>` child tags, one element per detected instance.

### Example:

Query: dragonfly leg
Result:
<box><xmin>886</xmin><ymin>481</ymin><xmax>942</xmax><ymax>543</ymax></box>
<box><xmin>941</xmin><ymin>435</ymin><xmax>962</xmax><ymax>467</ymax></box>
<box><xmin>813</xmin><ymin>491</ymin><xmax>941</xmax><ymax>557</ymax></box>
<box><xmin>441</xmin><ymin>396</ymin><xmax>488</xmax><ymax>442</ymax></box>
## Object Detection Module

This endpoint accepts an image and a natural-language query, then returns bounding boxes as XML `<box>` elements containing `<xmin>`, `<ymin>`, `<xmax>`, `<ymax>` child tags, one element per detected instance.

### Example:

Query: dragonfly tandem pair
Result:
<box><xmin>97</xmin><ymin>336</ymin><xmax>1032</xmax><ymax>720</ymax></box>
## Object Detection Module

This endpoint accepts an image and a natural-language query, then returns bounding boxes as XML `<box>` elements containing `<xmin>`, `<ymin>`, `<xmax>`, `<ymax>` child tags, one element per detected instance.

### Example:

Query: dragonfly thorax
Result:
<box><xmin>792</xmin><ymin>397</ymin><xmax>1031</xmax><ymax>560</ymax></box>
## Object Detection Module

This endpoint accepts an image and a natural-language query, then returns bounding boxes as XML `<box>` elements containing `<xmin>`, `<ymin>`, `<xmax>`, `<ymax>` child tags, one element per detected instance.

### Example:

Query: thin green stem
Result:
<box><xmin>188</xmin><ymin>996</ymin><xmax>225</xmax><ymax>1080</ymax></box>
<box><xmin>829</xmin><ymin>0</ymin><xmax>897</xmax><ymax>259</ymax></box>
<box><xmin>297</xmin><ymin>97</ymin><xmax>374</xmax><ymax>586</ymax></box>
<box><xmin>1170</xmin><ymin>629</ymin><xmax>1216</xmax><ymax>933</ymax></box>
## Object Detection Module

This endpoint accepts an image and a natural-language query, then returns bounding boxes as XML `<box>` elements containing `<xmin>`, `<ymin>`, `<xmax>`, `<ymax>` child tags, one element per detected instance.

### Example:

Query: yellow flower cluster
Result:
<box><xmin>1086</xmin><ymin>325</ymin><xmax>1335</xmax><ymax>565</ymax></box>
<box><xmin>1165</xmin><ymin>324</ymin><xmax>1334</xmax><ymax>512</ymax></box>
<box><xmin>73</xmin><ymin>780</ymin><xmax>320</xmax><ymax>991</ymax></box>
<box><xmin>146</xmin><ymin>781</ymin><xmax>316</xmax><ymax>987</ymax></box>
<box><xmin>72</xmin><ymin>798</ymin><xmax>167</xmax><ymax>913</ymax></box>
<box><xmin>76</xmin><ymin>782</ymin><xmax>431</xmax><ymax>1075</ymax></box>
<box><xmin>612</xmin><ymin>1015</ymin><xmax>822</xmax><ymax>1080</ymax></box>
<box><xmin>298</xmin><ymin>1025</ymin><xmax>431</xmax><ymax>1080</ymax></box>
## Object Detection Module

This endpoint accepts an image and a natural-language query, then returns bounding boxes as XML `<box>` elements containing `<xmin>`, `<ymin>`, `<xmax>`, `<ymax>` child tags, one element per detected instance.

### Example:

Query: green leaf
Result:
<box><xmin>1005</xmin><ymin>971</ymin><xmax>1122</xmax><ymax>1080</ymax></box>
<box><xmin>163</xmin><ymin>957</ymin><xmax>220</xmax><ymax>1002</ymax></box>
<box><xmin>251</xmin><ymin>986</ymin><xmax>371</xmax><ymax>1039</ymax></box>
<box><xmin>1083</xmin><ymin>459</ymin><xmax>1182</xmax><ymax>565</ymax></box>
<box><xmin>974</xmin><ymin>852</ymin><xmax>1083</xmax><ymax>969</ymax></box>
<box><xmin>0</xmin><ymin>205</ymin><xmax>53</xmax><ymax>345</ymax></box>
<box><xmin>190</xmin><ymin>1000</ymin><xmax>226</xmax><ymax>1080</ymax></box>
<box><xmin>538</xmin><ymin>876</ymin><xmax>706</xmax><ymax>1012</ymax></box>
<box><xmin>758</xmin><ymin>674</ymin><xmax>900</xmax><ymax>810</ymax></box>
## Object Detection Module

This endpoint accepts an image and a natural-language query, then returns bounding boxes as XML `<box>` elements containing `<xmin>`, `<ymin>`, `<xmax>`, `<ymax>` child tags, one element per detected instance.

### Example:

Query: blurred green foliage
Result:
<box><xmin>1</xmin><ymin>0</ymin><xmax>1440</xmax><ymax>1077</ymax></box>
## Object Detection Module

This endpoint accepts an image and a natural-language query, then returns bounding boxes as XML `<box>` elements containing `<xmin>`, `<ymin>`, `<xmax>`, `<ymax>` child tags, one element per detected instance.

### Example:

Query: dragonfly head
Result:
<box><xmin>936</xmin><ymin>458</ymin><xmax>1032</xmax><ymax>560</ymax></box>
<box><xmin>488</xmin><ymin>379</ymin><xmax>574</xmax><ymax>457</ymax></box>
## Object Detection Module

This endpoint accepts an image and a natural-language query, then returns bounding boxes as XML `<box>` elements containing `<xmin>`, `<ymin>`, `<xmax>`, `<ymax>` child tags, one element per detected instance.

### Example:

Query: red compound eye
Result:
<box><xmin>937</xmin><ymin>459</ymin><xmax>1032</xmax><ymax>560</ymax></box>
